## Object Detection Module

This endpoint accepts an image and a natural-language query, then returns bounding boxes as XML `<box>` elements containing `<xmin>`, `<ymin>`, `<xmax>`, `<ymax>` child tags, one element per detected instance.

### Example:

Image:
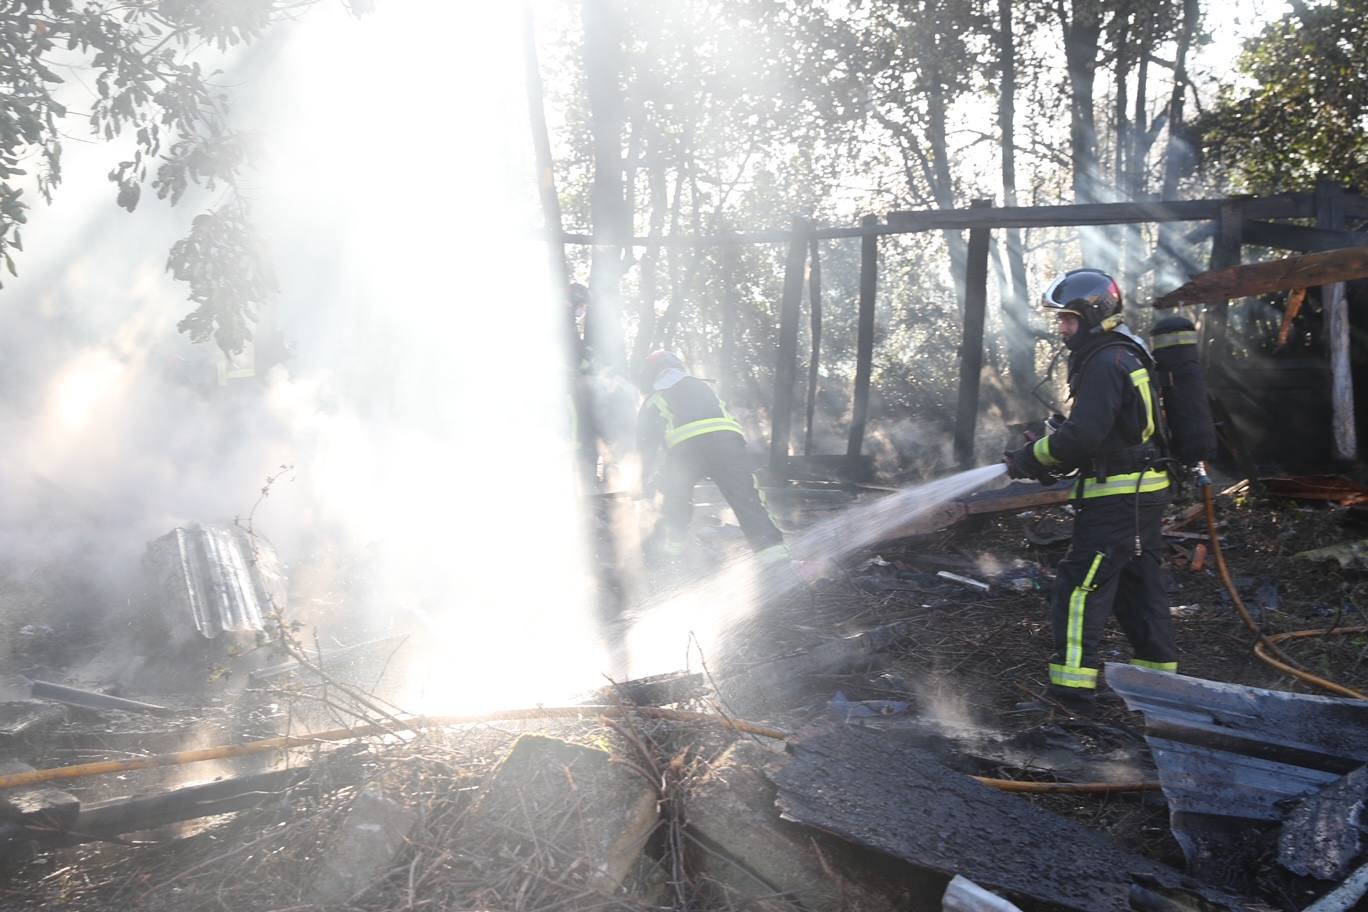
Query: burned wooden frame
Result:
<box><xmin>561</xmin><ymin>182</ymin><xmax>1368</xmax><ymax>476</ymax></box>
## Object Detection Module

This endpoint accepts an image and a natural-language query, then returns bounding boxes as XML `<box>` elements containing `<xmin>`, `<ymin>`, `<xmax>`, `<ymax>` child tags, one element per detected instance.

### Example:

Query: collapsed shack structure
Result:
<box><xmin>566</xmin><ymin>182</ymin><xmax>1368</xmax><ymax>479</ymax></box>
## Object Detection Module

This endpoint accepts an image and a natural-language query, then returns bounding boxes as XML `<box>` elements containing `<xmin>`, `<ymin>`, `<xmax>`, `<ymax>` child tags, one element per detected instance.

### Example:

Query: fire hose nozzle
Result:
<box><xmin>1194</xmin><ymin>461</ymin><xmax>1212</xmax><ymax>488</ymax></box>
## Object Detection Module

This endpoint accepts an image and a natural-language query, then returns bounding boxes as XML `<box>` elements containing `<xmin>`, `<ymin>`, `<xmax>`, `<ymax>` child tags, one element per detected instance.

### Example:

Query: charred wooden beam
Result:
<box><xmin>804</xmin><ymin>235</ymin><xmax>823</xmax><ymax>456</ymax></box>
<box><xmin>890</xmin><ymin>193</ymin><xmax>1314</xmax><ymax>231</ymax></box>
<box><xmin>1317</xmin><ymin>181</ymin><xmax>1358</xmax><ymax>462</ymax></box>
<box><xmin>1242</xmin><ymin>219</ymin><xmax>1368</xmax><ymax>253</ymax></box>
<box><xmin>556</xmin><ymin>191</ymin><xmax>1357</xmax><ymax>248</ymax></box>
<box><xmin>954</xmin><ymin>200</ymin><xmax>992</xmax><ymax>470</ymax></box>
<box><xmin>29</xmin><ymin>681</ymin><xmax>176</xmax><ymax>718</ymax></box>
<box><xmin>1200</xmin><ymin>201</ymin><xmax>1244</xmax><ymax>368</ymax></box>
<box><xmin>770</xmin><ymin>218</ymin><xmax>808</xmax><ymax>477</ymax></box>
<box><xmin>846</xmin><ymin>215</ymin><xmax>879</xmax><ymax>470</ymax></box>
<box><xmin>1154</xmin><ymin>247</ymin><xmax>1368</xmax><ymax>308</ymax></box>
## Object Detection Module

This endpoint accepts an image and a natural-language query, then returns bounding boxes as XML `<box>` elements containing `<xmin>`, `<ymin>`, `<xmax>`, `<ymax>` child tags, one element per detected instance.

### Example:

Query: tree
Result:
<box><xmin>0</xmin><ymin>0</ymin><xmax>356</xmax><ymax>354</ymax></box>
<box><xmin>1196</xmin><ymin>0</ymin><xmax>1368</xmax><ymax>193</ymax></box>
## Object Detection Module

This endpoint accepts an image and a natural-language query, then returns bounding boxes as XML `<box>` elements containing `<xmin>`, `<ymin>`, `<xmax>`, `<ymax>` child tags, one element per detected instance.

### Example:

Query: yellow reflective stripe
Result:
<box><xmin>649</xmin><ymin>393</ymin><xmax>674</xmax><ymax>423</ymax></box>
<box><xmin>1130</xmin><ymin>367</ymin><xmax>1156</xmax><ymax>443</ymax></box>
<box><xmin>1033</xmin><ymin>435</ymin><xmax>1061</xmax><ymax>467</ymax></box>
<box><xmin>1079</xmin><ymin>469</ymin><xmax>1170</xmax><ymax>499</ymax></box>
<box><xmin>1049</xmin><ymin>663</ymin><xmax>1099</xmax><ymax>689</ymax></box>
<box><xmin>1066</xmin><ymin>552</ymin><xmax>1105</xmax><ymax>671</ymax></box>
<box><xmin>1151</xmin><ymin>331</ymin><xmax>1199</xmax><ymax>350</ymax></box>
<box><xmin>665</xmin><ymin>417</ymin><xmax>744</xmax><ymax>447</ymax></box>
<box><xmin>1131</xmin><ymin>659</ymin><xmax>1178</xmax><ymax>672</ymax></box>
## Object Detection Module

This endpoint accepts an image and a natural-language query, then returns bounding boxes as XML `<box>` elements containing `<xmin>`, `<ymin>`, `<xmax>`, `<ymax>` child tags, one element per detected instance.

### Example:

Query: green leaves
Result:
<box><xmin>1197</xmin><ymin>0</ymin><xmax>1368</xmax><ymax>192</ymax></box>
<box><xmin>0</xmin><ymin>0</ymin><xmax>326</xmax><ymax>344</ymax></box>
<box><xmin>168</xmin><ymin>205</ymin><xmax>278</xmax><ymax>356</ymax></box>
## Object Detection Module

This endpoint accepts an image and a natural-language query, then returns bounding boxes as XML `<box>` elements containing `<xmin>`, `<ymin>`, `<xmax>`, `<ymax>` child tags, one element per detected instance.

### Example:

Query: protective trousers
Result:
<box><xmin>655</xmin><ymin>432</ymin><xmax>785</xmax><ymax>555</ymax></box>
<box><xmin>1048</xmin><ymin>494</ymin><xmax>1177</xmax><ymax>690</ymax></box>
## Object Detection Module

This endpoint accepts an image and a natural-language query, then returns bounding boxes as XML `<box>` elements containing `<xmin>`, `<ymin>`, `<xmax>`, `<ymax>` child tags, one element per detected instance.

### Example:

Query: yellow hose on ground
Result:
<box><xmin>0</xmin><ymin>704</ymin><xmax>1156</xmax><ymax>796</ymax></box>
<box><xmin>1202</xmin><ymin>482</ymin><xmax>1368</xmax><ymax>700</ymax></box>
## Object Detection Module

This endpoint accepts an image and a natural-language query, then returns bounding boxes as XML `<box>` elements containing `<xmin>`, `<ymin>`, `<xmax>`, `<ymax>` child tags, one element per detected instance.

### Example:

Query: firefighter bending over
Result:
<box><xmin>1003</xmin><ymin>269</ymin><xmax>1178</xmax><ymax>714</ymax></box>
<box><xmin>636</xmin><ymin>351</ymin><xmax>792</xmax><ymax>572</ymax></box>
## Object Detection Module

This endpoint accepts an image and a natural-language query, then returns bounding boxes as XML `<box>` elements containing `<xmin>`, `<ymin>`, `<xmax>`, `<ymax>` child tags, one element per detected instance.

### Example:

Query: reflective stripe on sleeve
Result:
<box><xmin>1033</xmin><ymin>435</ymin><xmax>1061</xmax><ymax>467</ymax></box>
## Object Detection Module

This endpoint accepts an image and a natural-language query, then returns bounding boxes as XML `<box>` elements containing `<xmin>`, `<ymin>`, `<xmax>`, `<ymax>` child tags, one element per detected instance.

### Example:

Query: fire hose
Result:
<box><xmin>0</xmin><ymin>703</ymin><xmax>1157</xmax><ymax>796</ymax></box>
<box><xmin>1199</xmin><ymin>472</ymin><xmax>1368</xmax><ymax>701</ymax></box>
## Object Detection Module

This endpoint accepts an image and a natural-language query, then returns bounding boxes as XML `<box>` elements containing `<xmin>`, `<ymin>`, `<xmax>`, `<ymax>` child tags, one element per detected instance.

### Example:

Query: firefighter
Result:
<box><xmin>635</xmin><ymin>350</ymin><xmax>792</xmax><ymax>571</ymax></box>
<box><xmin>1003</xmin><ymin>268</ymin><xmax>1178</xmax><ymax>713</ymax></box>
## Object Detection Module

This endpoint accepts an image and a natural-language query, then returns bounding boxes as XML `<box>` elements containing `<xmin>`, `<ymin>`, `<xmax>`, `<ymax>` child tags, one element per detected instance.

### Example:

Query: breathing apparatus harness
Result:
<box><xmin>1030</xmin><ymin>313</ymin><xmax>1187</xmax><ymax>556</ymax></box>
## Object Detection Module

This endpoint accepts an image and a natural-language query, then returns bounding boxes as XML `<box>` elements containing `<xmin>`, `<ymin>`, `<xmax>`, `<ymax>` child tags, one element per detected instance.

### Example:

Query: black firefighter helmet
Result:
<box><xmin>1040</xmin><ymin>268</ymin><xmax>1123</xmax><ymax>329</ymax></box>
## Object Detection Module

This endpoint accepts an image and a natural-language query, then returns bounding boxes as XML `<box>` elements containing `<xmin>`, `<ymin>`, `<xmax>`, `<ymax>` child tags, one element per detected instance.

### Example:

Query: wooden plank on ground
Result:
<box><xmin>962</xmin><ymin>480</ymin><xmax>1073</xmax><ymax>515</ymax></box>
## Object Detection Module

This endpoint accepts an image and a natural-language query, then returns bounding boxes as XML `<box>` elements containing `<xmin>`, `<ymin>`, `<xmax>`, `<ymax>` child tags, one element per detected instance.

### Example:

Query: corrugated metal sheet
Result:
<box><xmin>1106</xmin><ymin>663</ymin><xmax>1368</xmax><ymax>880</ymax></box>
<box><xmin>143</xmin><ymin>523</ymin><xmax>287</xmax><ymax>639</ymax></box>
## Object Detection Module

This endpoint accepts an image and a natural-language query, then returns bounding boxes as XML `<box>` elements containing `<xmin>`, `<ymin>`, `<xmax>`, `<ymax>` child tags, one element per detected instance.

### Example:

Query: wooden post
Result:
<box><xmin>954</xmin><ymin>200</ymin><xmax>993</xmax><ymax>470</ymax></box>
<box><xmin>804</xmin><ymin>236</ymin><xmax>823</xmax><ymax>456</ymax></box>
<box><xmin>1201</xmin><ymin>200</ymin><xmax>1243</xmax><ymax>367</ymax></box>
<box><xmin>1317</xmin><ymin>180</ymin><xmax>1358</xmax><ymax>461</ymax></box>
<box><xmin>847</xmin><ymin>215</ymin><xmax>879</xmax><ymax>468</ymax></box>
<box><xmin>770</xmin><ymin>217</ymin><xmax>808</xmax><ymax>477</ymax></box>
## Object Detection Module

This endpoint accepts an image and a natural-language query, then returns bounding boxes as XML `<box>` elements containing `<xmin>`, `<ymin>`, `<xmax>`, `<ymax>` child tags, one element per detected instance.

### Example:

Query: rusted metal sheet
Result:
<box><xmin>769</xmin><ymin>724</ymin><xmax>1241</xmax><ymax>912</ymax></box>
<box><xmin>143</xmin><ymin>523</ymin><xmax>287</xmax><ymax>639</ymax></box>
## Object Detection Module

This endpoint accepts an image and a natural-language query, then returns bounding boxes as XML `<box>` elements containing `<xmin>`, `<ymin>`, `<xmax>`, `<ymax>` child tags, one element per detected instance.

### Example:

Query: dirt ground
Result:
<box><xmin>2</xmin><ymin>483</ymin><xmax>1367</xmax><ymax>911</ymax></box>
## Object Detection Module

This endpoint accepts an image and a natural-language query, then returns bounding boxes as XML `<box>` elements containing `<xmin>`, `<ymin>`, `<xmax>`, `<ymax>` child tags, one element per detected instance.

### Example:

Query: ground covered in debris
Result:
<box><xmin>3</xmin><ymin>483</ymin><xmax>1368</xmax><ymax>911</ymax></box>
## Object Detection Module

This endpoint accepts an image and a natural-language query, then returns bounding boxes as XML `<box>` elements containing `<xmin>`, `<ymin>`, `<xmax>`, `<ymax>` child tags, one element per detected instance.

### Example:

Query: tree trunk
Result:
<box><xmin>1112</xmin><ymin>11</ymin><xmax>1131</xmax><ymax>278</ymax></box>
<box><xmin>1161</xmin><ymin>0</ymin><xmax>1199</xmax><ymax>200</ymax></box>
<box><xmin>1157</xmin><ymin>0</ymin><xmax>1199</xmax><ymax>278</ymax></box>
<box><xmin>996</xmin><ymin>0</ymin><xmax>1034</xmax><ymax>402</ymax></box>
<box><xmin>1121</xmin><ymin>13</ymin><xmax>1151</xmax><ymax>294</ymax></box>
<box><xmin>581</xmin><ymin>0</ymin><xmax>629</xmax><ymax>373</ymax></box>
<box><xmin>926</xmin><ymin>52</ymin><xmax>968</xmax><ymax>309</ymax></box>
<box><xmin>631</xmin><ymin>157</ymin><xmax>668</xmax><ymax>368</ymax></box>
<box><xmin>1063</xmin><ymin>0</ymin><xmax>1104</xmax><ymax>263</ymax></box>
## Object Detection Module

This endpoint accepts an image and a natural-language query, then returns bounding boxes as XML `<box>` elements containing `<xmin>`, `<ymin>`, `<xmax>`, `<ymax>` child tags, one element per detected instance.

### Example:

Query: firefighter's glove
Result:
<box><xmin>1003</xmin><ymin>444</ymin><xmax>1053</xmax><ymax>485</ymax></box>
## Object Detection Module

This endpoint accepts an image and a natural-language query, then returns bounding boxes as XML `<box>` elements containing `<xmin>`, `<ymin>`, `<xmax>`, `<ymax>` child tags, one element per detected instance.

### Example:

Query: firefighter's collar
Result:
<box><xmin>653</xmin><ymin>368</ymin><xmax>688</xmax><ymax>390</ymax></box>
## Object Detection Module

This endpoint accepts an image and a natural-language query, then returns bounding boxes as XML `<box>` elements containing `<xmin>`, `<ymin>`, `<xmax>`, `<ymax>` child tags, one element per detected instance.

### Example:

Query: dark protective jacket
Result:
<box><xmin>1028</xmin><ymin>326</ymin><xmax>1170</xmax><ymax>501</ymax></box>
<box><xmin>637</xmin><ymin>376</ymin><xmax>744</xmax><ymax>478</ymax></box>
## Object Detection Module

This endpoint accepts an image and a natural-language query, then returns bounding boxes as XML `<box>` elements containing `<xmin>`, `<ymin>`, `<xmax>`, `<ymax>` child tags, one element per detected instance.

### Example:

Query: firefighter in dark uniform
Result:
<box><xmin>636</xmin><ymin>350</ymin><xmax>792</xmax><ymax>570</ymax></box>
<box><xmin>1004</xmin><ymin>269</ymin><xmax>1178</xmax><ymax>712</ymax></box>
